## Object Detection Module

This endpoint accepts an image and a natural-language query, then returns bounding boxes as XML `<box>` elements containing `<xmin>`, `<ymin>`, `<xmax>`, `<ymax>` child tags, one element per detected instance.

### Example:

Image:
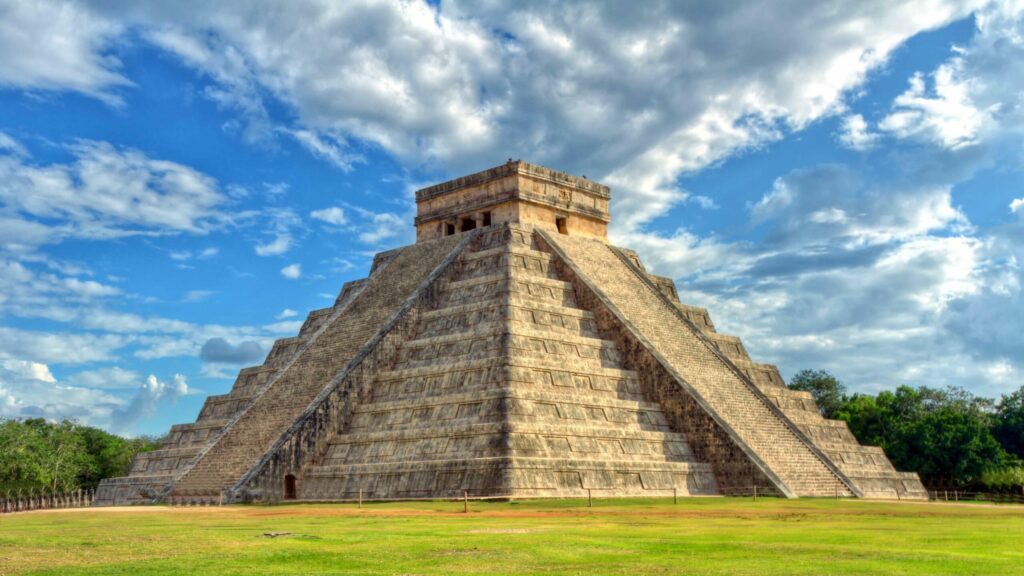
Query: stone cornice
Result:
<box><xmin>415</xmin><ymin>160</ymin><xmax>611</xmax><ymax>202</ymax></box>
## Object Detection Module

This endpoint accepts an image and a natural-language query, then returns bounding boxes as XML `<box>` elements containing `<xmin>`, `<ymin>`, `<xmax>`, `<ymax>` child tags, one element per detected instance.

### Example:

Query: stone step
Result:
<box><xmin>355</xmin><ymin>387</ymin><xmax>668</xmax><ymax>415</ymax></box>
<box><xmin>349</xmin><ymin>393</ymin><xmax>675</xmax><ymax>433</ymax></box>
<box><xmin>438</xmin><ymin>271</ymin><xmax>579</xmax><ymax>308</ymax></box>
<box><xmin>417</xmin><ymin>298</ymin><xmax>600</xmax><ymax>340</ymax></box>
<box><xmin>457</xmin><ymin>245</ymin><xmax>560</xmax><ymax>281</ymax></box>
<box><xmin>300</xmin><ymin>456</ymin><xmax>718</xmax><ymax>500</ymax></box>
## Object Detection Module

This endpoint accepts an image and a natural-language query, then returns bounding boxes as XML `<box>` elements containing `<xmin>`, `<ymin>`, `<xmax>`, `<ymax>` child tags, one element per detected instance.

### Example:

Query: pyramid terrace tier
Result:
<box><xmin>301</xmin><ymin>458</ymin><xmax>717</xmax><ymax>500</ymax></box>
<box><xmin>347</xmin><ymin>388</ymin><xmax>679</xmax><ymax>435</ymax></box>
<box><xmin>371</xmin><ymin>360</ymin><xmax>647</xmax><ymax>404</ymax></box>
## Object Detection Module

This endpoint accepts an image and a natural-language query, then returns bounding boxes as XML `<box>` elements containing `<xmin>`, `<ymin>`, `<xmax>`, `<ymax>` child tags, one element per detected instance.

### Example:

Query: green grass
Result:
<box><xmin>1</xmin><ymin>498</ymin><xmax>1022</xmax><ymax>575</ymax></box>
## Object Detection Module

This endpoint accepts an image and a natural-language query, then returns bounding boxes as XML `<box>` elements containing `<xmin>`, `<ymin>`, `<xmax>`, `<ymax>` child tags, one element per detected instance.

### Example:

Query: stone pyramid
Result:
<box><xmin>96</xmin><ymin>161</ymin><xmax>926</xmax><ymax>505</ymax></box>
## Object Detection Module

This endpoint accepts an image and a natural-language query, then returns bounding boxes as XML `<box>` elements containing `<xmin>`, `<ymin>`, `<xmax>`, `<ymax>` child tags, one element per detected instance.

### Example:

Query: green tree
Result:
<box><xmin>0</xmin><ymin>418</ymin><xmax>161</xmax><ymax>493</ymax></box>
<box><xmin>788</xmin><ymin>369</ymin><xmax>847</xmax><ymax>418</ymax></box>
<box><xmin>993</xmin><ymin>386</ymin><xmax>1024</xmax><ymax>459</ymax></box>
<box><xmin>835</xmin><ymin>386</ymin><xmax>1011</xmax><ymax>488</ymax></box>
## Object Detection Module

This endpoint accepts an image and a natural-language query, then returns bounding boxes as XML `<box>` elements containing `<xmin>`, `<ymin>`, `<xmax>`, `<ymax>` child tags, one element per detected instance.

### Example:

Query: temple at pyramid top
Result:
<box><xmin>415</xmin><ymin>160</ymin><xmax>611</xmax><ymax>242</ymax></box>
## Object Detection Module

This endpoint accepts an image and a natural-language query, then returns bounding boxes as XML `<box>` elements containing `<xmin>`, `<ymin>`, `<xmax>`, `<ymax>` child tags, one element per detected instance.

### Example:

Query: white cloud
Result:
<box><xmin>751</xmin><ymin>165</ymin><xmax>968</xmax><ymax>248</ymax></box>
<box><xmin>351</xmin><ymin>207</ymin><xmax>409</xmax><ymax>246</ymax></box>
<box><xmin>0</xmin><ymin>137</ymin><xmax>228</xmax><ymax>253</ymax></box>
<box><xmin>878</xmin><ymin>66</ymin><xmax>990</xmax><ymax>149</ymax></box>
<box><xmin>837</xmin><ymin>114</ymin><xmax>879</xmax><ymax>151</ymax></box>
<box><xmin>0</xmin><ymin>327</ymin><xmax>127</xmax><ymax>365</ymax></box>
<box><xmin>110</xmin><ymin>373</ymin><xmax>190</xmax><ymax>433</ymax></box>
<box><xmin>288</xmin><ymin>129</ymin><xmax>362</xmax><ymax>171</ymax></box>
<box><xmin>182</xmin><ymin>289</ymin><xmax>215</xmax><ymax>302</ymax></box>
<box><xmin>255</xmin><ymin>235</ymin><xmax>292</xmax><ymax>256</ymax></box>
<box><xmin>254</xmin><ymin>208</ymin><xmax>300</xmax><ymax>256</ymax></box>
<box><xmin>0</xmin><ymin>0</ymin><xmax>129</xmax><ymax>104</ymax></box>
<box><xmin>2</xmin><ymin>359</ymin><xmax>56</xmax><ymax>383</ymax></box>
<box><xmin>280</xmin><ymin>263</ymin><xmax>301</xmax><ymax>279</ymax></box>
<box><xmin>66</xmin><ymin>366</ymin><xmax>140</xmax><ymax>389</ymax></box>
<box><xmin>262</xmin><ymin>320</ymin><xmax>304</xmax><ymax>334</ymax></box>
<box><xmin>310</xmin><ymin>206</ymin><xmax>348</xmax><ymax>226</ymax></box>
<box><xmin>276</xmin><ymin>308</ymin><xmax>298</xmax><ymax>319</ymax></box>
<box><xmin>0</xmin><ymin>130</ymin><xmax>27</xmax><ymax>157</ymax></box>
<box><xmin>0</xmin><ymin>359</ymin><xmax>125</xmax><ymax>426</ymax></box>
<box><xmin>1012</xmin><ymin>198</ymin><xmax>1024</xmax><ymax>213</ymax></box>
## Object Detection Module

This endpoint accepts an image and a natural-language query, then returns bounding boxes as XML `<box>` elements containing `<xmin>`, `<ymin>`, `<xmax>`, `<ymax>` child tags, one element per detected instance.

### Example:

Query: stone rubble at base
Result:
<box><xmin>95</xmin><ymin>160</ymin><xmax>927</xmax><ymax>506</ymax></box>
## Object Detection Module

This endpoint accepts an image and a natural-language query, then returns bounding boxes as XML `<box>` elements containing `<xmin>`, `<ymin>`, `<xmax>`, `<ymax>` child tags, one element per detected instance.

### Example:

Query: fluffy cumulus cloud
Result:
<box><xmin>0</xmin><ymin>136</ymin><xmax>228</xmax><ymax>253</ymax></box>
<box><xmin>838</xmin><ymin>114</ymin><xmax>879</xmax><ymax>151</ymax></box>
<box><xmin>0</xmin><ymin>358</ymin><xmax>191</xmax><ymax>433</ymax></box>
<box><xmin>280</xmin><ymin>263</ymin><xmax>302</xmax><ymax>279</ymax></box>
<box><xmin>666</xmin><ymin>167</ymin><xmax>995</xmax><ymax>394</ymax></box>
<box><xmin>310</xmin><ymin>206</ymin><xmax>348</xmax><ymax>226</ymax></box>
<box><xmin>0</xmin><ymin>358</ymin><xmax>123</xmax><ymax>425</ymax></box>
<box><xmin>109</xmin><ymin>373</ymin><xmax>189</xmax><ymax>433</ymax></box>
<box><xmin>0</xmin><ymin>0</ymin><xmax>129</xmax><ymax>103</ymax></box>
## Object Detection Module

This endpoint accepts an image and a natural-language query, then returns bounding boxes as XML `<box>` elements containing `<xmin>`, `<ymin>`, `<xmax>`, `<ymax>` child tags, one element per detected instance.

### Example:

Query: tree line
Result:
<box><xmin>0</xmin><ymin>418</ymin><xmax>160</xmax><ymax>493</ymax></box>
<box><xmin>789</xmin><ymin>370</ymin><xmax>1024</xmax><ymax>490</ymax></box>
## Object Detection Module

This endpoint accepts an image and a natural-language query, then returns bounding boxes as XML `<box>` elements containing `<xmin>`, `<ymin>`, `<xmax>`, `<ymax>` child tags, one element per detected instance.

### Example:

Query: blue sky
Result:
<box><xmin>0</xmin><ymin>1</ymin><xmax>1022</xmax><ymax>437</ymax></box>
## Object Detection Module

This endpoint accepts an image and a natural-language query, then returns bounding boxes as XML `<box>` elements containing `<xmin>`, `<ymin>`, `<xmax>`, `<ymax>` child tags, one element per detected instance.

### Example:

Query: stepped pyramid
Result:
<box><xmin>96</xmin><ymin>160</ymin><xmax>926</xmax><ymax>505</ymax></box>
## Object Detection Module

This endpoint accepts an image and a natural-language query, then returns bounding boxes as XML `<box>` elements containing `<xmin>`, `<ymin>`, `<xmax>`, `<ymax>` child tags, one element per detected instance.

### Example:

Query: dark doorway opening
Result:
<box><xmin>482</xmin><ymin>211</ymin><xmax>492</xmax><ymax>227</ymax></box>
<box><xmin>445</xmin><ymin>223</ymin><xmax>456</xmax><ymax>236</ymax></box>
<box><xmin>284</xmin><ymin>474</ymin><xmax>297</xmax><ymax>500</ymax></box>
<box><xmin>556</xmin><ymin>217</ymin><xmax>568</xmax><ymax>235</ymax></box>
<box><xmin>461</xmin><ymin>217</ymin><xmax>476</xmax><ymax>231</ymax></box>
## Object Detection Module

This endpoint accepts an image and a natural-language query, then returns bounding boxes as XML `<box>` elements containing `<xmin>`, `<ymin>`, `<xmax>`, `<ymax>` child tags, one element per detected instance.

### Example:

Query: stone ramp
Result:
<box><xmin>541</xmin><ymin>231</ymin><xmax>857</xmax><ymax>498</ymax></box>
<box><xmin>167</xmin><ymin>234</ymin><xmax>468</xmax><ymax>502</ymax></box>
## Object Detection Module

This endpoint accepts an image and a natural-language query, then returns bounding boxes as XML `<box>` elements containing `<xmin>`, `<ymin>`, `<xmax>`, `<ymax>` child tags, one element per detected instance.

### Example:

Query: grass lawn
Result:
<box><xmin>1</xmin><ymin>498</ymin><xmax>1022</xmax><ymax>575</ymax></box>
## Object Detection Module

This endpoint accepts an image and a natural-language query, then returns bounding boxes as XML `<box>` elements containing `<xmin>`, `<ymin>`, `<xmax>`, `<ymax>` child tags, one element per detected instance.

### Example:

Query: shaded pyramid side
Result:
<box><xmin>162</xmin><ymin>233</ymin><xmax>470</xmax><ymax>503</ymax></box>
<box><xmin>94</xmin><ymin>277</ymin><xmax>371</xmax><ymax>506</ymax></box>
<box><xmin>289</xmin><ymin>224</ymin><xmax>717</xmax><ymax>500</ymax></box>
<box><xmin>541</xmin><ymin>231</ymin><xmax>858</xmax><ymax>498</ymax></box>
<box><xmin>638</xmin><ymin>273</ymin><xmax>927</xmax><ymax>499</ymax></box>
